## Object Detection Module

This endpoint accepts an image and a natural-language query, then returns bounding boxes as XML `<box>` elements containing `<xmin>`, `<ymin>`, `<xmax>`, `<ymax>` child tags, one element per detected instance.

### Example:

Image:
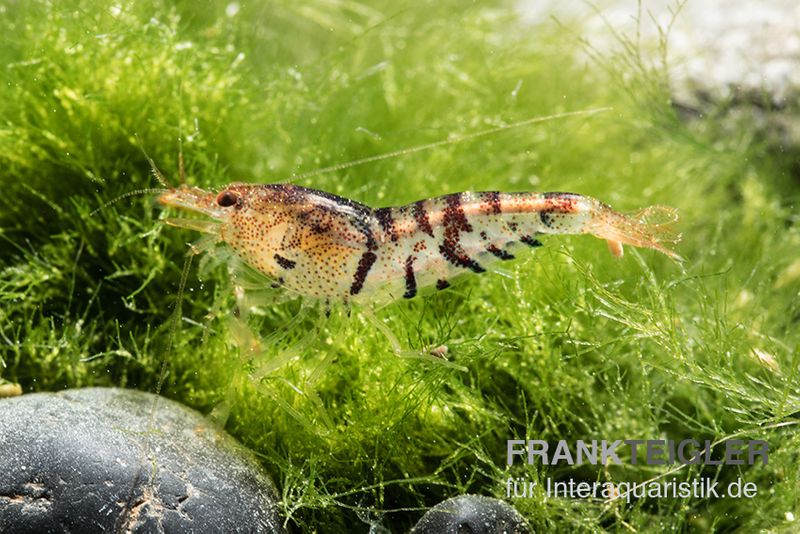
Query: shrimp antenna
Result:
<box><xmin>287</xmin><ymin>107</ymin><xmax>612</xmax><ymax>182</ymax></box>
<box><xmin>89</xmin><ymin>188</ymin><xmax>169</xmax><ymax>217</ymax></box>
<box><xmin>134</xmin><ymin>133</ymin><xmax>172</xmax><ymax>188</ymax></box>
<box><xmin>91</xmin><ymin>134</ymin><xmax>175</xmax><ymax>216</ymax></box>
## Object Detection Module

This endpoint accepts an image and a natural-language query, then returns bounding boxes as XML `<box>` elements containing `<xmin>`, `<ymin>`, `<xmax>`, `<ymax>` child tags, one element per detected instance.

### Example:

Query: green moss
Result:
<box><xmin>1</xmin><ymin>1</ymin><xmax>798</xmax><ymax>531</ymax></box>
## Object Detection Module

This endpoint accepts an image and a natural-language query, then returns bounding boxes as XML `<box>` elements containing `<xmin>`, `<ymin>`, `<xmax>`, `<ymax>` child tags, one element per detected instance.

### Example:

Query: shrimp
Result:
<box><xmin>158</xmin><ymin>184</ymin><xmax>681</xmax><ymax>305</ymax></box>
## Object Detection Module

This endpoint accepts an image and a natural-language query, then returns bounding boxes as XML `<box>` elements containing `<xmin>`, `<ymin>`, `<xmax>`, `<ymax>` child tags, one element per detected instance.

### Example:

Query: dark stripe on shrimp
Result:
<box><xmin>403</xmin><ymin>255</ymin><xmax>417</xmax><ymax>299</ymax></box>
<box><xmin>350</xmin><ymin>251</ymin><xmax>377</xmax><ymax>295</ymax></box>
<box><xmin>436</xmin><ymin>279</ymin><xmax>450</xmax><ymax>290</ymax></box>
<box><xmin>439</xmin><ymin>243</ymin><xmax>485</xmax><ymax>273</ymax></box>
<box><xmin>374</xmin><ymin>207</ymin><xmax>398</xmax><ymax>242</ymax></box>
<box><xmin>481</xmin><ymin>191</ymin><xmax>502</xmax><ymax>214</ymax></box>
<box><xmin>293</xmin><ymin>189</ymin><xmax>378</xmax><ymax>250</ymax></box>
<box><xmin>272</xmin><ymin>184</ymin><xmax>372</xmax><ymax>214</ymax></box>
<box><xmin>438</xmin><ymin>192</ymin><xmax>483</xmax><ymax>272</ymax></box>
<box><xmin>486</xmin><ymin>244</ymin><xmax>515</xmax><ymax>260</ymax></box>
<box><xmin>412</xmin><ymin>200</ymin><xmax>434</xmax><ymax>238</ymax></box>
<box><xmin>274</xmin><ymin>254</ymin><xmax>296</xmax><ymax>269</ymax></box>
<box><xmin>349</xmin><ymin>216</ymin><xmax>378</xmax><ymax>251</ymax></box>
<box><xmin>521</xmin><ymin>235</ymin><xmax>543</xmax><ymax>247</ymax></box>
<box><xmin>443</xmin><ymin>193</ymin><xmax>473</xmax><ymax>233</ymax></box>
<box><xmin>540</xmin><ymin>210</ymin><xmax>554</xmax><ymax>228</ymax></box>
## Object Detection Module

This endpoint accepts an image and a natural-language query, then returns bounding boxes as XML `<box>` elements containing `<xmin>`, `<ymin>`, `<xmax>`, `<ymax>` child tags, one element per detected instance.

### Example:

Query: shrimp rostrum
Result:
<box><xmin>159</xmin><ymin>184</ymin><xmax>680</xmax><ymax>307</ymax></box>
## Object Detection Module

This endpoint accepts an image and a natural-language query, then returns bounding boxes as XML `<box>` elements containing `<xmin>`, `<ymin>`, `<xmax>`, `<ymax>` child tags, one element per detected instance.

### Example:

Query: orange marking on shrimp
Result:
<box><xmin>158</xmin><ymin>183</ymin><xmax>681</xmax><ymax>304</ymax></box>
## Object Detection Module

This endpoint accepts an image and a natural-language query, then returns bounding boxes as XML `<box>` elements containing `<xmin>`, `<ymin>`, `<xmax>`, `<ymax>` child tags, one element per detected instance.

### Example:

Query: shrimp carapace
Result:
<box><xmin>158</xmin><ymin>184</ymin><xmax>681</xmax><ymax>303</ymax></box>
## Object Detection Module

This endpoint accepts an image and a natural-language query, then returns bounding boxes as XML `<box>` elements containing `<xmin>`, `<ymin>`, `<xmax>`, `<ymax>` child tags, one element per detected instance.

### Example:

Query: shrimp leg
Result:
<box><xmin>359</xmin><ymin>306</ymin><xmax>467</xmax><ymax>371</ymax></box>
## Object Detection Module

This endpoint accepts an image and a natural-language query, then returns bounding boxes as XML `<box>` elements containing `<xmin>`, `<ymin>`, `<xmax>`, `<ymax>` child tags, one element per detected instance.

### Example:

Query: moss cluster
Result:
<box><xmin>1</xmin><ymin>1</ymin><xmax>798</xmax><ymax>531</ymax></box>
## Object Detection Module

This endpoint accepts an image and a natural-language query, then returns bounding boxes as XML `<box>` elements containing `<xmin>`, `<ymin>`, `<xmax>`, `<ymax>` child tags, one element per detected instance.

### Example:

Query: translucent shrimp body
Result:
<box><xmin>159</xmin><ymin>184</ymin><xmax>679</xmax><ymax>303</ymax></box>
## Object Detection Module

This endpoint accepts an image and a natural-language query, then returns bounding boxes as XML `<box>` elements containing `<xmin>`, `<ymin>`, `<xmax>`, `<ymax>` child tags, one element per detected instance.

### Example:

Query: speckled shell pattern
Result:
<box><xmin>210</xmin><ymin>184</ymin><xmax>594</xmax><ymax>303</ymax></box>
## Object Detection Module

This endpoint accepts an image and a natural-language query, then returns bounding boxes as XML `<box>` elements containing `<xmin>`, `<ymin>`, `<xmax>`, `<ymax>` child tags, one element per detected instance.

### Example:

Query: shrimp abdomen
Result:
<box><xmin>356</xmin><ymin>191</ymin><xmax>679</xmax><ymax>300</ymax></box>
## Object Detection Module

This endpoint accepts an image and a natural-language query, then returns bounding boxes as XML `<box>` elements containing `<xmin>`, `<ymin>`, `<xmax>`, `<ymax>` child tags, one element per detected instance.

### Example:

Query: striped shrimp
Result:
<box><xmin>158</xmin><ymin>184</ymin><xmax>680</xmax><ymax>306</ymax></box>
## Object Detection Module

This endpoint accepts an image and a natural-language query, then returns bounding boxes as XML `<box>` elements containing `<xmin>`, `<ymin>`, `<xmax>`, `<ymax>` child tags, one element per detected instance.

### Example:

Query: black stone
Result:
<box><xmin>0</xmin><ymin>388</ymin><xmax>283</xmax><ymax>533</ymax></box>
<box><xmin>412</xmin><ymin>494</ymin><xmax>530</xmax><ymax>534</ymax></box>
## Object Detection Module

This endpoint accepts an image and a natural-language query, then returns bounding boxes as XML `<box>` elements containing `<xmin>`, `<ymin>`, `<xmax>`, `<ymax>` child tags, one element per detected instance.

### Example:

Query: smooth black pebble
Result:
<box><xmin>0</xmin><ymin>388</ymin><xmax>284</xmax><ymax>533</ymax></box>
<box><xmin>411</xmin><ymin>494</ymin><xmax>530</xmax><ymax>534</ymax></box>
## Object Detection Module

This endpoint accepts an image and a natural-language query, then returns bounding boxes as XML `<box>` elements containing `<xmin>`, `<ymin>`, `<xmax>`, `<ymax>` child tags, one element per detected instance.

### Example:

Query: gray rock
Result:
<box><xmin>0</xmin><ymin>388</ymin><xmax>284</xmax><ymax>533</ymax></box>
<box><xmin>517</xmin><ymin>0</ymin><xmax>800</xmax><ymax>101</ymax></box>
<box><xmin>411</xmin><ymin>495</ymin><xmax>530</xmax><ymax>534</ymax></box>
<box><xmin>517</xmin><ymin>0</ymin><xmax>800</xmax><ymax>148</ymax></box>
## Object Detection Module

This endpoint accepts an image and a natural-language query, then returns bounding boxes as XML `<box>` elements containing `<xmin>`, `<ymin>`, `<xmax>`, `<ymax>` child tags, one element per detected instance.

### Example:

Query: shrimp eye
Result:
<box><xmin>216</xmin><ymin>190</ymin><xmax>239</xmax><ymax>207</ymax></box>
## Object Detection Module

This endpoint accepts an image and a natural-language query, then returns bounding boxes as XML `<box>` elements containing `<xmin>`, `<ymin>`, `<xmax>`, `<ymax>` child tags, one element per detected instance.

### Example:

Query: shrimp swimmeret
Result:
<box><xmin>158</xmin><ymin>184</ymin><xmax>681</xmax><ymax>305</ymax></box>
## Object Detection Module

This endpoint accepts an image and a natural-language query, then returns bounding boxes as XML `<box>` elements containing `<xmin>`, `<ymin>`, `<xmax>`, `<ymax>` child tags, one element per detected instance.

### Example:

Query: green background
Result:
<box><xmin>1</xmin><ymin>1</ymin><xmax>798</xmax><ymax>531</ymax></box>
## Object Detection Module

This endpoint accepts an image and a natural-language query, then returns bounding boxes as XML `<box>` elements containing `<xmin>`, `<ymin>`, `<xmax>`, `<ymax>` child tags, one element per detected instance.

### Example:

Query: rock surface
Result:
<box><xmin>411</xmin><ymin>494</ymin><xmax>530</xmax><ymax>534</ymax></box>
<box><xmin>0</xmin><ymin>388</ymin><xmax>284</xmax><ymax>533</ymax></box>
<box><xmin>517</xmin><ymin>0</ymin><xmax>800</xmax><ymax>149</ymax></box>
<box><xmin>517</xmin><ymin>0</ymin><xmax>800</xmax><ymax>102</ymax></box>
